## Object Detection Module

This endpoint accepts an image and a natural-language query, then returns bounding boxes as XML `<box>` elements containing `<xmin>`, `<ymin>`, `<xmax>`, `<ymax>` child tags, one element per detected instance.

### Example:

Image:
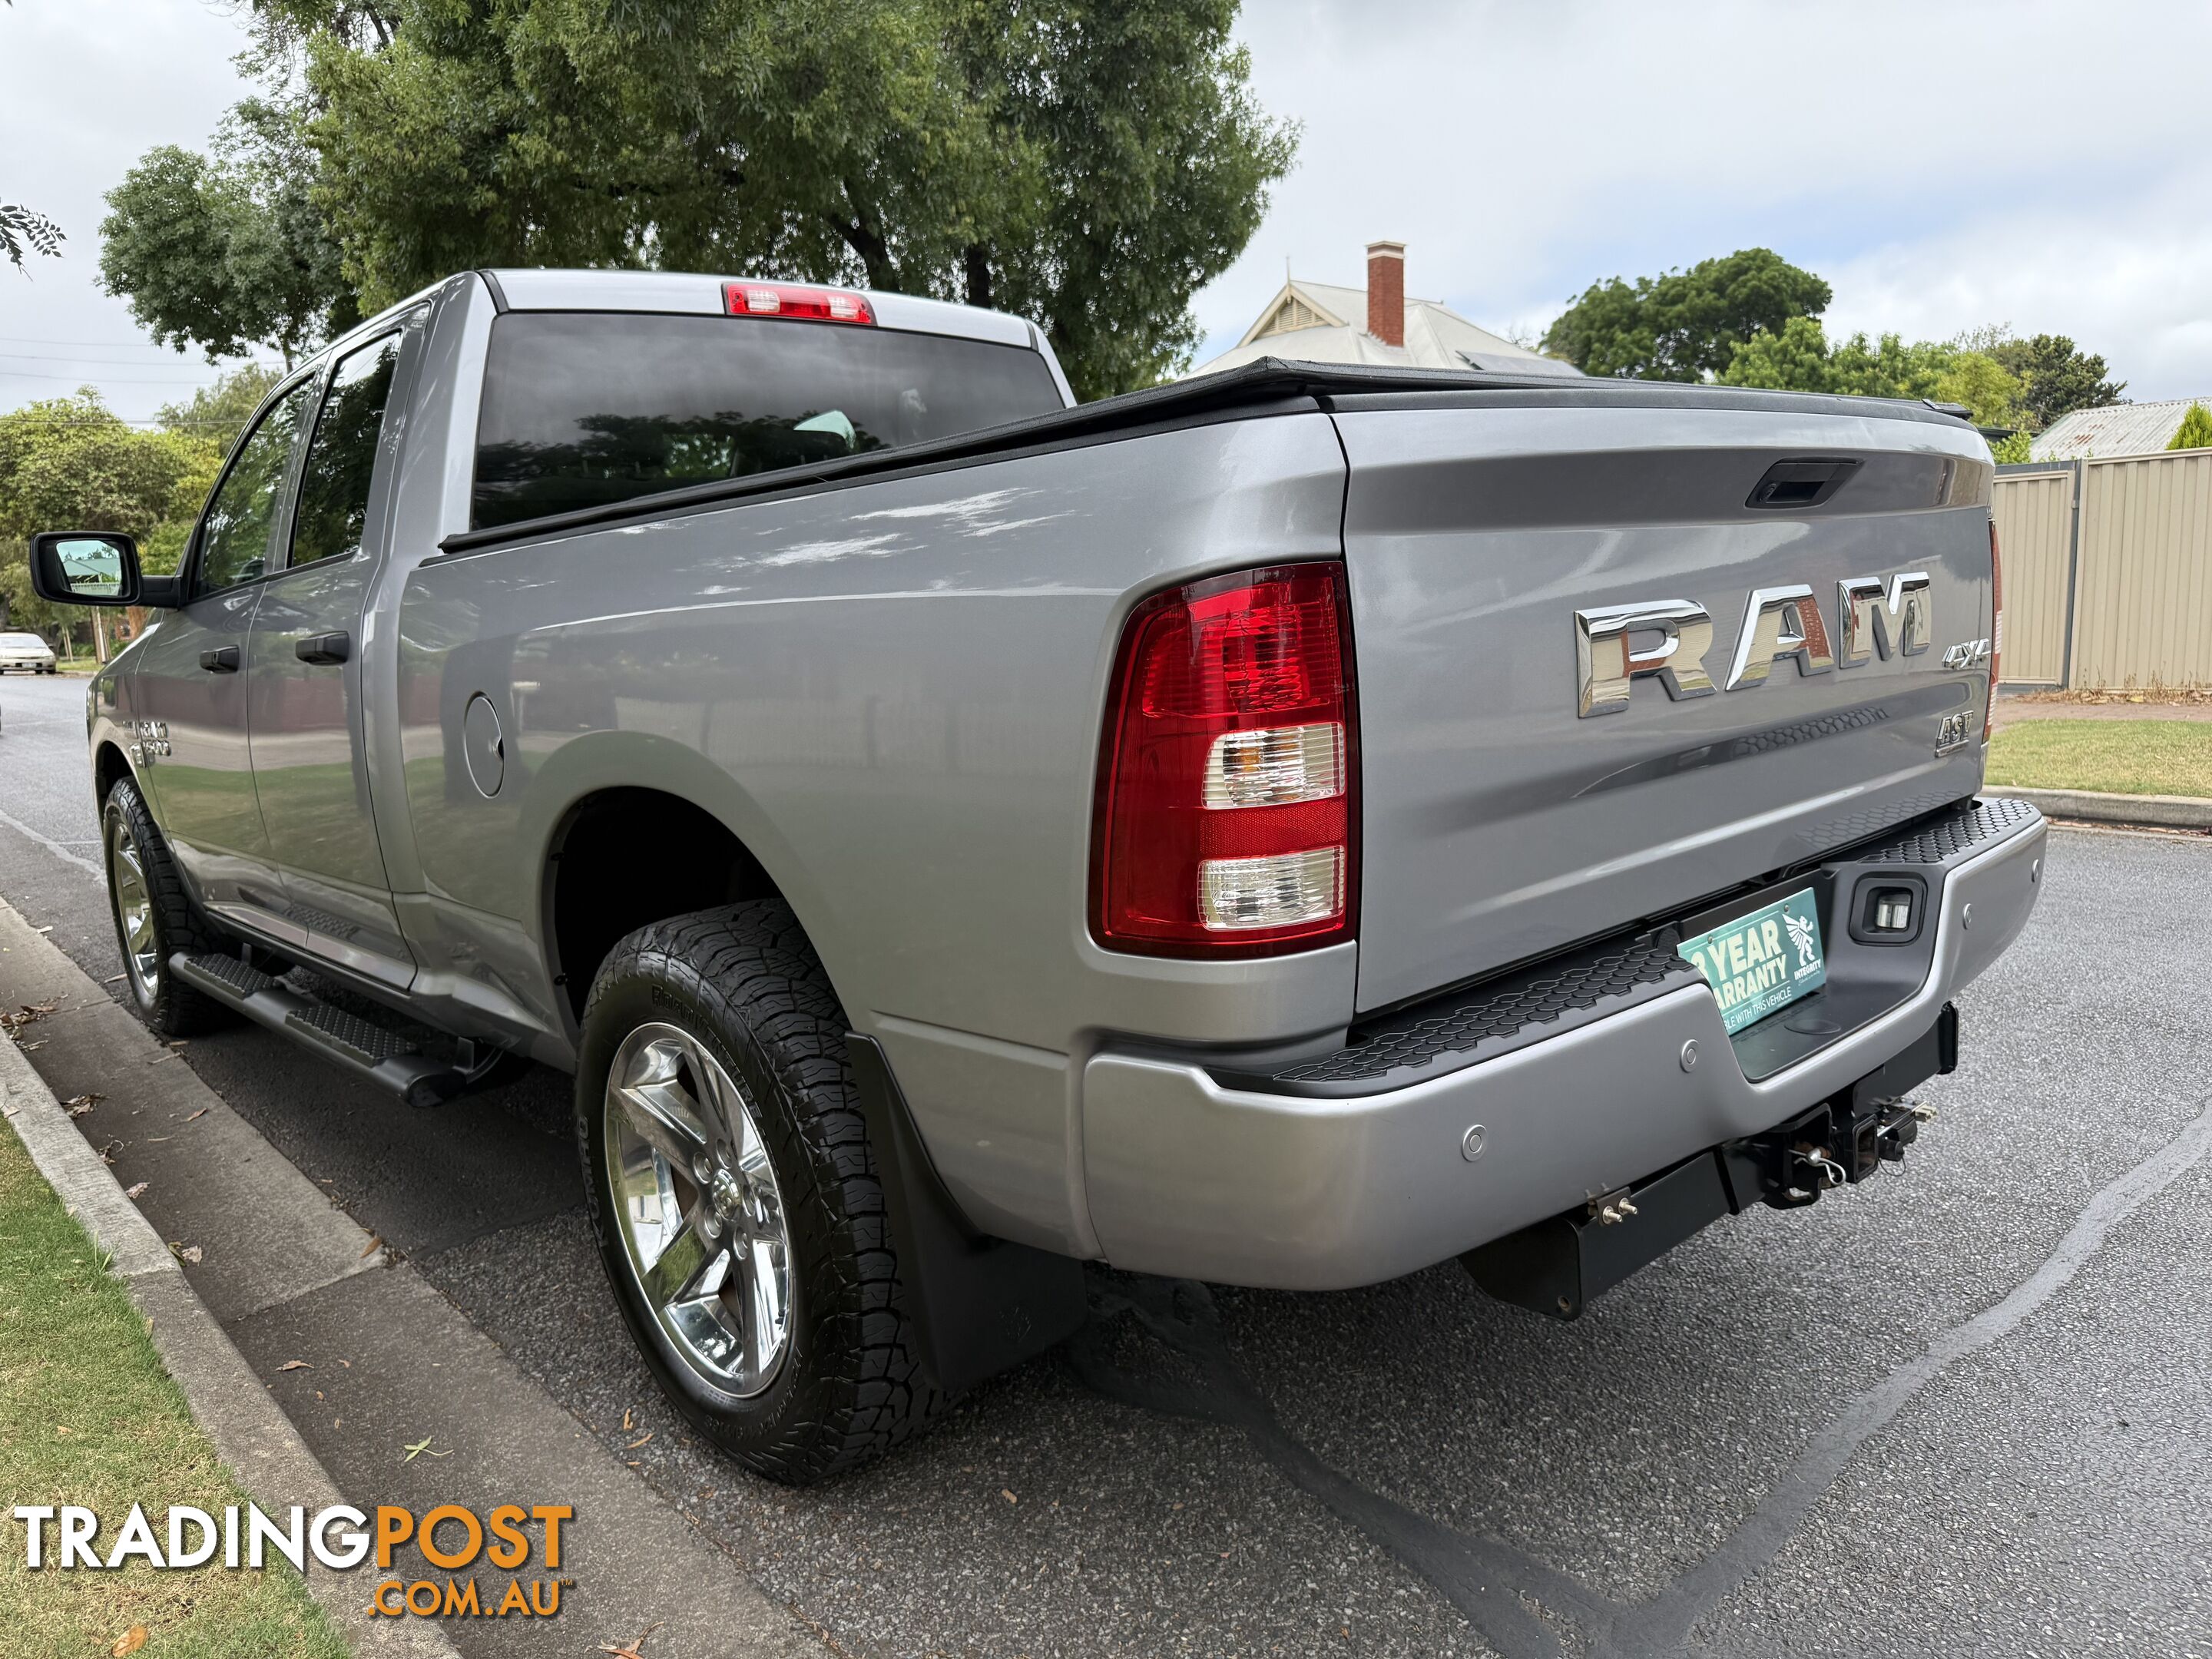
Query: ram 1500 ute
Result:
<box><xmin>33</xmin><ymin>270</ymin><xmax>2044</xmax><ymax>1483</ymax></box>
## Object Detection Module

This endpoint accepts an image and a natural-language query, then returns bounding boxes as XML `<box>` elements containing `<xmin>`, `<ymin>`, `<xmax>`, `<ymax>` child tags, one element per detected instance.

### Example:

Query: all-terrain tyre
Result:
<box><xmin>576</xmin><ymin>899</ymin><xmax>943</xmax><ymax>1485</ymax></box>
<box><xmin>101</xmin><ymin>777</ymin><xmax>236</xmax><ymax>1038</ymax></box>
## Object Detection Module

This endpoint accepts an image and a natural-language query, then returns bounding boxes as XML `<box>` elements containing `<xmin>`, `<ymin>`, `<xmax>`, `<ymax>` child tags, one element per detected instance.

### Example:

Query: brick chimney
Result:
<box><xmin>1366</xmin><ymin>240</ymin><xmax>1406</xmax><ymax>347</ymax></box>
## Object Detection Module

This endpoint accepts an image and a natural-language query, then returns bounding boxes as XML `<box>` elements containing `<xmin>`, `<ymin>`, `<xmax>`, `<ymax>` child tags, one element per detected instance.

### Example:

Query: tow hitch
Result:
<box><xmin>1462</xmin><ymin>1005</ymin><xmax>1957</xmax><ymax>1320</ymax></box>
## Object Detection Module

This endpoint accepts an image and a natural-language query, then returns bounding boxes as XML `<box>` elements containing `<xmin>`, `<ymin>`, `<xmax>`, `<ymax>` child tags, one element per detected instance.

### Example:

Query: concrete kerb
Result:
<box><xmin>2002</xmin><ymin>786</ymin><xmax>2212</xmax><ymax>832</ymax></box>
<box><xmin>0</xmin><ymin>1026</ymin><xmax>461</xmax><ymax>1659</ymax></box>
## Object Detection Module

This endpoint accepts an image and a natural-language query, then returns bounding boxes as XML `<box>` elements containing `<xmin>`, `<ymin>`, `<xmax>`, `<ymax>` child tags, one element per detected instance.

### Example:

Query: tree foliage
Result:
<box><xmin>0</xmin><ymin>393</ymin><xmax>220</xmax><ymax>637</ymax></box>
<box><xmin>1720</xmin><ymin>317</ymin><xmax>2028</xmax><ymax>426</ymax></box>
<box><xmin>1540</xmin><ymin>248</ymin><xmax>1832</xmax><ymax>381</ymax></box>
<box><xmin>101</xmin><ymin>0</ymin><xmax>1294</xmax><ymax>400</ymax></box>
<box><xmin>2170</xmin><ymin>402</ymin><xmax>2212</xmax><ymax>452</ymax></box>
<box><xmin>1988</xmin><ymin>333</ymin><xmax>2124</xmax><ymax>432</ymax></box>
<box><xmin>2</xmin><ymin>202</ymin><xmax>64</xmax><ymax>273</ymax></box>
<box><xmin>99</xmin><ymin>99</ymin><xmax>357</xmax><ymax>366</ymax></box>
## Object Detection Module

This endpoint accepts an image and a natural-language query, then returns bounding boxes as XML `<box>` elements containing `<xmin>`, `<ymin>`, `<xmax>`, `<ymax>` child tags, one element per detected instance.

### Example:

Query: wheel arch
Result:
<box><xmin>93</xmin><ymin>740</ymin><xmax>135</xmax><ymax>810</ymax></box>
<box><xmin>541</xmin><ymin>781</ymin><xmax>792</xmax><ymax>1028</ymax></box>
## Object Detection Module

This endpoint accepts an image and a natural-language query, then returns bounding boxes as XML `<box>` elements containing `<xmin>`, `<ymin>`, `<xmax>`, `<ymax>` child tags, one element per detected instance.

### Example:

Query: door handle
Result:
<box><xmin>295</xmin><ymin>631</ymin><xmax>350</xmax><ymax>666</ymax></box>
<box><xmin>198</xmin><ymin>646</ymin><xmax>240</xmax><ymax>673</ymax></box>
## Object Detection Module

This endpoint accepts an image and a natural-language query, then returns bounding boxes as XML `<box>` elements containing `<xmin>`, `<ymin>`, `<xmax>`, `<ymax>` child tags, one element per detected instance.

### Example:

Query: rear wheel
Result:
<box><xmin>575</xmin><ymin>899</ymin><xmax>941</xmax><ymax>1484</ymax></box>
<box><xmin>102</xmin><ymin>778</ymin><xmax>233</xmax><ymax>1037</ymax></box>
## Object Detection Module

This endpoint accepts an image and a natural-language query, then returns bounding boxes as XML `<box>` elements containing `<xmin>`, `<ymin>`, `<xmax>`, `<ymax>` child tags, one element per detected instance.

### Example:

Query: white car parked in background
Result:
<box><xmin>0</xmin><ymin>631</ymin><xmax>58</xmax><ymax>674</ymax></box>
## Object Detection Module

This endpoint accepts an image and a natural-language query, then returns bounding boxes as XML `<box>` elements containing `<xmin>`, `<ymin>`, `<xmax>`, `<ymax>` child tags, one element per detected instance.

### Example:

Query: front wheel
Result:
<box><xmin>575</xmin><ymin>899</ymin><xmax>942</xmax><ymax>1485</ymax></box>
<box><xmin>103</xmin><ymin>778</ymin><xmax>233</xmax><ymax>1036</ymax></box>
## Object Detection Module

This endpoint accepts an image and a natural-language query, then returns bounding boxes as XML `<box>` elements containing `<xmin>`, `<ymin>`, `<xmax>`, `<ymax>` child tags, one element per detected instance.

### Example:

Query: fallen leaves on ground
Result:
<box><xmin>625</xmin><ymin>1432</ymin><xmax>653</xmax><ymax>1449</ymax></box>
<box><xmin>124</xmin><ymin>1182</ymin><xmax>148</xmax><ymax>1200</ymax></box>
<box><xmin>402</xmin><ymin>1435</ymin><xmax>450</xmax><ymax>1463</ymax></box>
<box><xmin>109</xmin><ymin>1625</ymin><xmax>147</xmax><ymax>1656</ymax></box>
<box><xmin>358</xmin><ymin>1234</ymin><xmax>382</xmax><ymax>1259</ymax></box>
<box><xmin>169</xmin><ymin>1243</ymin><xmax>203</xmax><ymax>1264</ymax></box>
<box><xmin>1</xmin><ymin>999</ymin><xmax>60</xmax><ymax>1037</ymax></box>
<box><xmin>63</xmin><ymin>1093</ymin><xmax>103</xmax><ymax>1117</ymax></box>
<box><xmin>1002</xmin><ymin>1489</ymin><xmax>1018</xmax><ymax>1505</ymax></box>
<box><xmin>621</xmin><ymin>1406</ymin><xmax>633</xmax><ymax>1431</ymax></box>
<box><xmin>179</xmin><ymin>1106</ymin><xmax>207</xmax><ymax>1122</ymax></box>
<box><xmin>277</xmin><ymin>1359</ymin><xmax>310</xmax><ymax>1372</ymax></box>
<box><xmin>597</xmin><ymin>1620</ymin><xmax>662</xmax><ymax>1657</ymax></box>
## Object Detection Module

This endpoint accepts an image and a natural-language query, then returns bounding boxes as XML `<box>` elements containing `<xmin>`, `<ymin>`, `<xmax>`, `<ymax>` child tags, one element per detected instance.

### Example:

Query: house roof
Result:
<box><xmin>1186</xmin><ymin>276</ymin><xmax>1581</xmax><ymax>379</ymax></box>
<box><xmin>2033</xmin><ymin>397</ymin><xmax>2212</xmax><ymax>460</ymax></box>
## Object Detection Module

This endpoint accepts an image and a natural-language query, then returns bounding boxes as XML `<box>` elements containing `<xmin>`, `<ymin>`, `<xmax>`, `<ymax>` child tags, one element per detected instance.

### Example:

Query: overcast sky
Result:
<box><xmin>7</xmin><ymin>0</ymin><xmax>2212</xmax><ymax>418</ymax></box>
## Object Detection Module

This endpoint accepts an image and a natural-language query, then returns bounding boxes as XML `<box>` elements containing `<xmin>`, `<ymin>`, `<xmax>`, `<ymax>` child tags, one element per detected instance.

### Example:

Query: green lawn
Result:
<box><xmin>1985</xmin><ymin>719</ymin><xmax>2212</xmax><ymax>799</ymax></box>
<box><xmin>0</xmin><ymin>1123</ymin><xmax>349</xmax><ymax>1658</ymax></box>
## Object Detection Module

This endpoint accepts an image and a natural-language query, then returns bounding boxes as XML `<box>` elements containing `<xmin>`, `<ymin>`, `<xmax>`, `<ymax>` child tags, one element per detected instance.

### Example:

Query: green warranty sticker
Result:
<box><xmin>1677</xmin><ymin>888</ymin><xmax>1826</xmax><ymax>1035</ymax></box>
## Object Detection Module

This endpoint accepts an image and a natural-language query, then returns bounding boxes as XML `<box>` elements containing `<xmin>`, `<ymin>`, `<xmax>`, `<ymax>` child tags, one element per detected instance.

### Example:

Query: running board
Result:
<box><xmin>168</xmin><ymin>951</ymin><xmax>507</xmax><ymax>1108</ymax></box>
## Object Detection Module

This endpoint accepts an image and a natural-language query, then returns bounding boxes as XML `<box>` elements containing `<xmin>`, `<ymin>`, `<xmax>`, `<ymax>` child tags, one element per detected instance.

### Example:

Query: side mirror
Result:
<box><xmin>30</xmin><ymin>531</ymin><xmax>143</xmax><ymax>607</ymax></box>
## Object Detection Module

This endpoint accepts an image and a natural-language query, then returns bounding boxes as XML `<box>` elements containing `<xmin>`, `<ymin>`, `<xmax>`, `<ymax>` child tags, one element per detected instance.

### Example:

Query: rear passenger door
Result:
<box><xmin>244</xmin><ymin>323</ymin><xmax>419</xmax><ymax>986</ymax></box>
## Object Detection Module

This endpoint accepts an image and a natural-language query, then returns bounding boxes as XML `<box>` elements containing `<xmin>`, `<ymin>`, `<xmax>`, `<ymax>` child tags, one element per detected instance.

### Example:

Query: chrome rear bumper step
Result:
<box><xmin>169</xmin><ymin>951</ymin><xmax>507</xmax><ymax>1108</ymax></box>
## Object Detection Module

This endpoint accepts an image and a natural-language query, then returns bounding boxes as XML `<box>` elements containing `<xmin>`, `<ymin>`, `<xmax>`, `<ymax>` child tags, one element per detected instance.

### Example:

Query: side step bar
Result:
<box><xmin>168</xmin><ymin>952</ymin><xmax>507</xmax><ymax>1108</ymax></box>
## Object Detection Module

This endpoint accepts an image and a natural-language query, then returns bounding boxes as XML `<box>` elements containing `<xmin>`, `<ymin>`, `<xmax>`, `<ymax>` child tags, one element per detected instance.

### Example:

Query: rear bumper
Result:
<box><xmin>1081</xmin><ymin>797</ymin><xmax>2045</xmax><ymax>1290</ymax></box>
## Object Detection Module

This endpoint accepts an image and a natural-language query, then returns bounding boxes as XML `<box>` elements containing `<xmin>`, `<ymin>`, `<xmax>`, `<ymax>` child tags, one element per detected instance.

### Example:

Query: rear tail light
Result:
<box><xmin>1985</xmin><ymin>518</ymin><xmax>2003</xmax><ymax>743</ymax></box>
<box><xmin>721</xmin><ymin>282</ymin><xmax>876</xmax><ymax>325</ymax></box>
<box><xmin>1092</xmin><ymin>564</ymin><xmax>1357</xmax><ymax>955</ymax></box>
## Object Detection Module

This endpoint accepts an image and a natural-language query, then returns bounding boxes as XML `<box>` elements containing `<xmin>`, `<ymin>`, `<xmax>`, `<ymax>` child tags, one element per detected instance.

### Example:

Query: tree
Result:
<box><xmin>2170</xmin><ymin>403</ymin><xmax>2212</xmax><ymax>452</ymax></box>
<box><xmin>0</xmin><ymin>393</ymin><xmax>204</xmax><ymax>654</ymax></box>
<box><xmin>157</xmin><ymin>363</ymin><xmax>284</xmax><ymax>455</ymax></box>
<box><xmin>276</xmin><ymin>0</ymin><xmax>1293</xmax><ymax>399</ymax></box>
<box><xmin>99</xmin><ymin>98</ymin><xmax>356</xmax><ymax>366</ymax></box>
<box><xmin>1540</xmin><ymin>248</ymin><xmax>1832</xmax><ymax>381</ymax></box>
<box><xmin>1932</xmin><ymin>352</ymin><xmax>2028</xmax><ymax>429</ymax></box>
<box><xmin>1988</xmin><ymin>333</ymin><xmax>2124</xmax><ymax>432</ymax></box>
<box><xmin>1720</xmin><ymin>317</ymin><xmax>1961</xmax><ymax>403</ymax></box>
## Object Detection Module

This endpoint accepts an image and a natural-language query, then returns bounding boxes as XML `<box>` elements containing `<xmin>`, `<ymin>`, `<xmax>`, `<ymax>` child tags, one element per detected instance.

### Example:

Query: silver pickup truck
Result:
<box><xmin>34</xmin><ymin>270</ymin><xmax>2044</xmax><ymax>1484</ymax></box>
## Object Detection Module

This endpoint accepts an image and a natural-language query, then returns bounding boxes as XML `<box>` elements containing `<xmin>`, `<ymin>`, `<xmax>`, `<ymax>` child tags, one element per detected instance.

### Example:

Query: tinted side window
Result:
<box><xmin>472</xmin><ymin>313</ymin><xmax>1066</xmax><ymax>529</ymax></box>
<box><xmin>290</xmin><ymin>333</ymin><xmax>401</xmax><ymax>569</ymax></box>
<box><xmin>197</xmin><ymin>380</ymin><xmax>316</xmax><ymax>595</ymax></box>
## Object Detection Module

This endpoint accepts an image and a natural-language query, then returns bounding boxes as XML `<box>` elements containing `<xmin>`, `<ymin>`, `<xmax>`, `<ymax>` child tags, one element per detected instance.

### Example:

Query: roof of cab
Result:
<box><xmin>479</xmin><ymin>269</ymin><xmax>1041</xmax><ymax>354</ymax></box>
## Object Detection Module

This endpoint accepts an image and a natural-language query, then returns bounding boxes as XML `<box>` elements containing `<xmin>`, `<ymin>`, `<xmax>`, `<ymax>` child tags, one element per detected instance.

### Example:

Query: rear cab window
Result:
<box><xmin>469</xmin><ymin>311</ymin><xmax>1068</xmax><ymax>530</ymax></box>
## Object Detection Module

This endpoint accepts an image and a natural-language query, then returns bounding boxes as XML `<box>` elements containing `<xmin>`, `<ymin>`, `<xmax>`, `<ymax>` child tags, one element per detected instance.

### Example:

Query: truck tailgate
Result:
<box><xmin>1335</xmin><ymin>392</ymin><xmax>1995</xmax><ymax>1014</ymax></box>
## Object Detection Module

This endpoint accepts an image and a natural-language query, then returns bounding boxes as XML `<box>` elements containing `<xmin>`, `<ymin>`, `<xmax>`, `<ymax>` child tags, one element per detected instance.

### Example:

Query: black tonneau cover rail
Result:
<box><xmin>435</xmin><ymin>356</ymin><xmax>1975</xmax><ymax>558</ymax></box>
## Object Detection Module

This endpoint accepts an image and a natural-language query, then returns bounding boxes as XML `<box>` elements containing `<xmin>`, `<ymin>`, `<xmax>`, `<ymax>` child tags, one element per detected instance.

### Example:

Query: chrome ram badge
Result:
<box><xmin>1575</xmin><ymin>572</ymin><xmax>1932</xmax><ymax>718</ymax></box>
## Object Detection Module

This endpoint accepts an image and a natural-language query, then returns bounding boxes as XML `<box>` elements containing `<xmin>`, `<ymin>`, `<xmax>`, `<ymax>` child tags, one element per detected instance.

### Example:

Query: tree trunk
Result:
<box><xmin>964</xmin><ymin>244</ymin><xmax>992</xmax><ymax>311</ymax></box>
<box><xmin>91</xmin><ymin>608</ymin><xmax>109</xmax><ymax>664</ymax></box>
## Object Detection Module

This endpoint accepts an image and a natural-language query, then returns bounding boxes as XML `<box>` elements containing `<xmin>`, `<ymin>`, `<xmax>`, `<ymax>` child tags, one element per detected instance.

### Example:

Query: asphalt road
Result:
<box><xmin>3</xmin><ymin>666</ymin><xmax>2208</xmax><ymax>1658</ymax></box>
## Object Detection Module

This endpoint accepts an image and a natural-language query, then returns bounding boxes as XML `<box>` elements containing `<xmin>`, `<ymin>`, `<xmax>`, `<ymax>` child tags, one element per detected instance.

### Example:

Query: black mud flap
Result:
<box><xmin>847</xmin><ymin>1035</ymin><xmax>1087</xmax><ymax>1392</ymax></box>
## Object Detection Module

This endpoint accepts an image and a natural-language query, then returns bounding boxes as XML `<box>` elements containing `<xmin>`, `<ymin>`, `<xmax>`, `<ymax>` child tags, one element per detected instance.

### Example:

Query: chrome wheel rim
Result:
<box><xmin>603</xmin><ymin>1022</ymin><xmax>791</xmax><ymax>1398</ymax></box>
<box><xmin>108</xmin><ymin>815</ymin><xmax>159</xmax><ymax>1003</ymax></box>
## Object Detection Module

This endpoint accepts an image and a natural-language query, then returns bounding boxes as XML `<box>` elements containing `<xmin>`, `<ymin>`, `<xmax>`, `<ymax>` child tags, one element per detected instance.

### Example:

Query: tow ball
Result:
<box><xmin>1760</xmin><ymin>1098</ymin><xmax>1938</xmax><ymax>1208</ymax></box>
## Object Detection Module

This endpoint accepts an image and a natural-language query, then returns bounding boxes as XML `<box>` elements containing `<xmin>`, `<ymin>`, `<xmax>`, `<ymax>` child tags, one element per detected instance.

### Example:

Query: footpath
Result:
<box><xmin>0</xmin><ymin>896</ymin><xmax>820</xmax><ymax>1659</ymax></box>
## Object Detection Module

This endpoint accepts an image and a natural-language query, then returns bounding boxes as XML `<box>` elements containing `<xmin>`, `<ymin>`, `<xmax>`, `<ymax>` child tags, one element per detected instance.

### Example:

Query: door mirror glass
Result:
<box><xmin>28</xmin><ymin>531</ymin><xmax>141</xmax><ymax>606</ymax></box>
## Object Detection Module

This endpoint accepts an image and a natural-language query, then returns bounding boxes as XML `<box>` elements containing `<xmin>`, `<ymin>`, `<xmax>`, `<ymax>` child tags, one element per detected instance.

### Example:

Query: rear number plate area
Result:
<box><xmin>1677</xmin><ymin>888</ymin><xmax>1826</xmax><ymax>1035</ymax></box>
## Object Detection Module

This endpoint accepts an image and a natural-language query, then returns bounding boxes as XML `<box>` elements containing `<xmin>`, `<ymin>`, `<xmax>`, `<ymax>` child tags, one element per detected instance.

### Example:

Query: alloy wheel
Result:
<box><xmin>108</xmin><ymin>815</ymin><xmax>160</xmax><ymax>1004</ymax></box>
<box><xmin>602</xmin><ymin>1022</ymin><xmax>792</xmax><ymax>1398</ymax></box>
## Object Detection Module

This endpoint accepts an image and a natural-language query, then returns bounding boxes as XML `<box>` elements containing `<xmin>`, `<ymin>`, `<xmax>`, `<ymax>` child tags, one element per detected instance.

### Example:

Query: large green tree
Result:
<box><xmin>0</xmin><ymin>393</ymin><xmax>207</xmax><ymax>648</ymax></box>
<box><xmin>1988</xmin><ymin>333</ymin><xmax>2124</xmax><ymax>431</ymax></box>
<box><xmin>1541</xmin><ymin>248</ymin><xmax>1833</xmax><ymax>381</ymax></box>
<box><xmin>100</xmin><ymin>98</ymin><xmax>356</xmax><ymax>366</ymax></box>
<box><xmin>103</xmin><ymin>0</ymin><xmax>1293</xmax><ymax>400</ymax></box>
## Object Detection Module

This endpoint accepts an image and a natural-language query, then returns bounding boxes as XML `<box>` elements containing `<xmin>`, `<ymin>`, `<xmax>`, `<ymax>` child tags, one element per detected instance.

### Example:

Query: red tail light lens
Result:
<box><xmin>1093</xmin><ymin>565</ymin><xmax>1357</xmax><ymax>955</ymax></box>
<box><xmin>1985</xmin><ymin>518</ymin><xmax>2003</xmax><ymax>743</ymax></box>
<box><xmin>721</xmin><ymin>282</ymin><xmax>876</xmax><ymax>325</ymax></box>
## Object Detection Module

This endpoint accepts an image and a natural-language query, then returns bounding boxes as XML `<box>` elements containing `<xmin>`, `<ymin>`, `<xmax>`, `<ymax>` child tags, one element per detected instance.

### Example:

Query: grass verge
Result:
<box><xmin>0</xmin><ymin>1118</ymin><xmax>349</xmax><ymax>1658</ymax></box>
<box><xmin>1985</xmin><ymin>719</ymin><xmax>2212</xmax><ymax>799</ymax></box>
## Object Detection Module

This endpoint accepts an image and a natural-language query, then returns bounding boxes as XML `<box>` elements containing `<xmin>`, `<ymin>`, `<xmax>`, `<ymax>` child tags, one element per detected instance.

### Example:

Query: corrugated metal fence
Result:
<box><xmin>1993</xmin><ymin>450</ymin><xmax>2212</xmax><ymax>688</ymax></box>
